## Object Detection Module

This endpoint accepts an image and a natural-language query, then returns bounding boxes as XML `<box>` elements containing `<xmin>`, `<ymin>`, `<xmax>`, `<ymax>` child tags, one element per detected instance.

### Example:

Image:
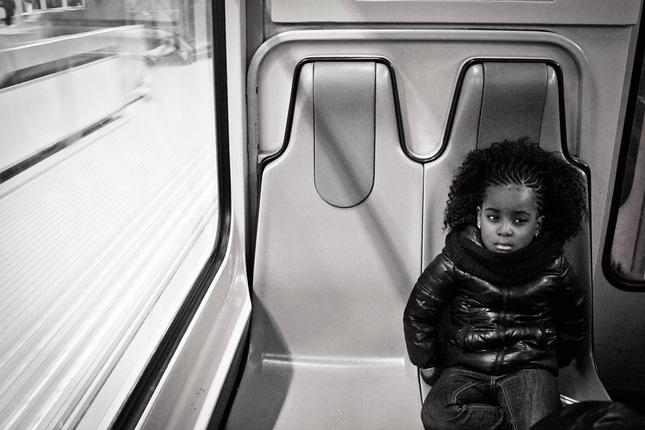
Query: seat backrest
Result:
<box><xmin>421</xmin><ymin>61</ymin><xmax>608</xmax><ymax>404</ymax></box>
<box><xmin>424</xmin><ymin>62</ymin><xmax>563</xmax><ymax>259</ymax></box>
<box><xmin>226</xmin><ymin>60</ymin><xmax>424</xmax><ymax>429</ymax></box>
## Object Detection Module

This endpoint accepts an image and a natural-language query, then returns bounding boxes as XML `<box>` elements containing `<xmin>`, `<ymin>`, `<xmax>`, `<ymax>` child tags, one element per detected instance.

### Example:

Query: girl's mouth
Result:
<box><xmin>495</xmin><ymin>242</ymin><xmax>513</xmax><ymax>252</ymax></box>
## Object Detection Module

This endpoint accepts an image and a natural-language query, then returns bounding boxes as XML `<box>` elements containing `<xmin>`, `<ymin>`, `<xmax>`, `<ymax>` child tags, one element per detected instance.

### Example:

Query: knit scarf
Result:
<box><xmin>443</xmin><ymin>226</ymin><xmax>565</xmax><ymax>285</ymax></box>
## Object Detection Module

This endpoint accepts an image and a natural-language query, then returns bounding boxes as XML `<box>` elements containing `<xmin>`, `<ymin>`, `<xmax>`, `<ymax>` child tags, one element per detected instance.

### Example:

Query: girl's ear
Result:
<box><xmin>476</xmin><ymin>206</ymin><xmax>482</xmax><ymax>229</ymax></box>
<box><xmin>536</xmin><ymin>215</ymin><xmax>545</xmax><ymax>236</ymax></box>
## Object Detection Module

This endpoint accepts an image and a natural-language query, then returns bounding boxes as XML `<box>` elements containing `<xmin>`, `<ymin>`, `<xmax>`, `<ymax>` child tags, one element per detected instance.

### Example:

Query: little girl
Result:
<box><xmin>403</xmin><ymin>140</ymin><xmax>588</xmax><ymax>430</ymax></box>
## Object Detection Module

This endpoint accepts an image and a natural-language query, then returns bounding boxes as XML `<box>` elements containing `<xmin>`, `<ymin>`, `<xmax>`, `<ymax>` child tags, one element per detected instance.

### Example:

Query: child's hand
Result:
<box><xmin>420</xmin><ymin>367</ymin><xmax>442</xmax><ymax>385</ymax></box>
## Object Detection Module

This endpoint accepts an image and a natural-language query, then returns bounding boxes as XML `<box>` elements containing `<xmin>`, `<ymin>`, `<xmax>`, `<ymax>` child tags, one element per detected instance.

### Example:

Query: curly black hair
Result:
<box><xmin>444</xmin><ymin>139</ymin><xmax>587</xmax><ymax>242</ymax></box>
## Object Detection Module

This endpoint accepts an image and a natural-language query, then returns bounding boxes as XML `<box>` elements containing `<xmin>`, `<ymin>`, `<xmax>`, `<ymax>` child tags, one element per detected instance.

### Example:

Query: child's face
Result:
<box><xmin>477</xmin><ymin>184</ymin><xmax>544</xmax><ymax>253</ymax></box>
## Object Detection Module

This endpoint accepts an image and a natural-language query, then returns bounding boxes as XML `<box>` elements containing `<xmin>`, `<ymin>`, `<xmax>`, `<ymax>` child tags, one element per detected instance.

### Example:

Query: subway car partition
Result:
<box><xmin>225</xmin><ymin>29</ymin><xmax>609</xmax><ymax>428</ymax></box>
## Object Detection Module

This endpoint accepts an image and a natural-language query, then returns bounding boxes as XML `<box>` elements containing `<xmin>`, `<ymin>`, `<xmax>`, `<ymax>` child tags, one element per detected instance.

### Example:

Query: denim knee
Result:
<box><xmin>422</xmin><ymin>400</ymin><xmax>505</xmax><ymax>430</ymax></box>
<box><xmin>421</xmin><ymin>368</ymin><xmax>506</xmax><ymax>430</ymax></box>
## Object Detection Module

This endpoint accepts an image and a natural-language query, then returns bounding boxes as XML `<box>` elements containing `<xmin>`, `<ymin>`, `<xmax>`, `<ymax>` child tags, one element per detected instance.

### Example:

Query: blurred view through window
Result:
<box><xmin>0</xmin><ymin>1</ymin><xmax>220</xmax><ymax>428</ymax></box>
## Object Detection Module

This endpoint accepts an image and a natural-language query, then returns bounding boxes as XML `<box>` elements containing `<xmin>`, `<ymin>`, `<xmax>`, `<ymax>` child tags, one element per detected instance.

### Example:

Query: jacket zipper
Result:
<box><xmin>494</xmin><ymin>289</ymin><xmax>511</xmax><ymax>374</ymax></box>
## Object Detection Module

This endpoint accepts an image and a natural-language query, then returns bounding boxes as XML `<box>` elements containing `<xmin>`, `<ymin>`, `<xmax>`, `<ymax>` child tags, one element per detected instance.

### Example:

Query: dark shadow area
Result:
<box><xmin>531</xmin><ymin>401</ymin><xmax>645</xmax><ymax>430</ymax></box>
<box><xmin>223</xmin><ymin>297</ymin><xmax>293</xmax><ymax>429</ymax></box>
<box><xmin>608</xmin><ymin>391</ymin><xmax>645</xmax><ymax>417</ymax></box>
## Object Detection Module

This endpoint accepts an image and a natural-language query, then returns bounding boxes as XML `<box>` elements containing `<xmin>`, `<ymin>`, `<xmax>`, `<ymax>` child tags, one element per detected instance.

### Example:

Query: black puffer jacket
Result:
<box><xmin>403</xmin><ymin>226</ymin><xmax>587</xmax><ymax>376</ymax></box>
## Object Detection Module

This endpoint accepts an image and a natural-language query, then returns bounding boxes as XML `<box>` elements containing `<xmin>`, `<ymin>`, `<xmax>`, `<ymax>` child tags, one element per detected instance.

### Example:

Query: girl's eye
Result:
<box><xmin>513</xmin><ymin>218</ymin><xmax>529</xmax><ymax>225</ymax></box>
<box><xmin>486</xmin><ymin>214</ymin><xmax>499</xmax><ymax>221</ymax></box>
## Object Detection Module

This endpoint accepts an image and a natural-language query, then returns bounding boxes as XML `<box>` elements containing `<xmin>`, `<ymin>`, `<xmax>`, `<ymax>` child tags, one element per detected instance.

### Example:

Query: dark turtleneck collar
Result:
<box><xmin>443</xmin><ymin>225</ymin><xmax>565</xmax><ymax>285</ymax></box>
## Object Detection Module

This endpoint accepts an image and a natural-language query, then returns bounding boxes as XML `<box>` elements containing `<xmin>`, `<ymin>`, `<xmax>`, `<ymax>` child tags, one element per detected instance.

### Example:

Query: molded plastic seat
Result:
<box><xmin>420</xmin><ymin>61</ymin><xmax>609</xmax><ymax>404</ymax></box>
<box><xmin>226</xmin><ymin>61</ymin><xmax>424</xmax><ymax>429</ymax></box>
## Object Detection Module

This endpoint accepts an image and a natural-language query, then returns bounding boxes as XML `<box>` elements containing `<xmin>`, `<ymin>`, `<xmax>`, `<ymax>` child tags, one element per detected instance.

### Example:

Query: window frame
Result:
<box><xmin>110</xmin><ymin>0</ymin><xmax>233</xmax><ymax>426</ymax></box>
<box><xmin>602</xmin><ymin>14</ymin><xmax>645</xmax><ymax>291</ymax></box>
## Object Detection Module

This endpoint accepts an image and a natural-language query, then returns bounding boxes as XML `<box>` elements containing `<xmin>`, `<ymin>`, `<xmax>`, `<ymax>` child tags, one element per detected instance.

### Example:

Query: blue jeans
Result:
<box><xmin>421</xmin><ymin>366</ymin><xmax>561</xmax><ymax>430</ymax></box>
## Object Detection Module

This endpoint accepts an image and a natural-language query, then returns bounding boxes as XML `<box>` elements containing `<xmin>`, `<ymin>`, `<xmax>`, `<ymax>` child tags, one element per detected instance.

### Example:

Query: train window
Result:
<box><xmin>0</xmin><ymin>1</ymin><xmax>222</xmax><ymax>428</ymax></box>
<box><xmin>31</xmin><ymin>0</ymin><xmax>84</xmax><ymax>10</ymax></box>
<box><xmin>605</xmin><ymin>47</ymin><xmax>645</xmax><ymax>288</ymax></box>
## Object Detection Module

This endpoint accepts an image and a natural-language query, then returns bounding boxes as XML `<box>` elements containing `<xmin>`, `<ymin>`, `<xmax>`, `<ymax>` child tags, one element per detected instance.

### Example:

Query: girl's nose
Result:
<box><xmin>498</xmin><ymin>221</ymin><xmax>512</xmax><ymax>236</ymax></box>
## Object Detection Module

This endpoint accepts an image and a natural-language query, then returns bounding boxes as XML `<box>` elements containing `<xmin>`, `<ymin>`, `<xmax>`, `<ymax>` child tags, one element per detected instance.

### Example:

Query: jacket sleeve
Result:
<box><xmin>403</xmin><ymin>253</ymin><xmax>456</xmax><ymax>368</ymax></box>
<box><xmin>554</xmin><ymin>257</ymin><xmax>588</xmax><ymax>368</ymax></box>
